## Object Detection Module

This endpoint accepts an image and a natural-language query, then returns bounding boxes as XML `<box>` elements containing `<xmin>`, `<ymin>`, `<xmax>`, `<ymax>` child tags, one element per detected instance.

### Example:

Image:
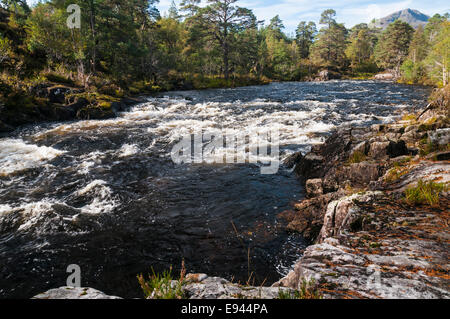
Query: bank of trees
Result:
<box><xmin>0</xmin><ymin>0</ymin><xmax>449</xmax><ymax>93</ymax></box>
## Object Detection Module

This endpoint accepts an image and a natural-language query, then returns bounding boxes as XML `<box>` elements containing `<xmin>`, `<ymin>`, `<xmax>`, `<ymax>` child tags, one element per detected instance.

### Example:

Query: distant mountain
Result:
<box><xmin>370</xmin><ymin>9</ymin><xmax>430</xmax><ymax>29</ymax></box>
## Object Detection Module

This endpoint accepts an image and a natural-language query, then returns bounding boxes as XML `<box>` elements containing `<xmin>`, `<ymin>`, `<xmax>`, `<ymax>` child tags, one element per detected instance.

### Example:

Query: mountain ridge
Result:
<box><xmin>370</xmin><ymin>8</ymin><xmax>430</xmax><ymax>29</ymax></box>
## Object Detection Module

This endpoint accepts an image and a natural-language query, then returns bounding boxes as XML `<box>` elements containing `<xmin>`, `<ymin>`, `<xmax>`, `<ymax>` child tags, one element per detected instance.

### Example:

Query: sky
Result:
<box><xmin>27</xmin><ymin>0</ymin><xmax>449</xmax><ymax>34</ymax></box>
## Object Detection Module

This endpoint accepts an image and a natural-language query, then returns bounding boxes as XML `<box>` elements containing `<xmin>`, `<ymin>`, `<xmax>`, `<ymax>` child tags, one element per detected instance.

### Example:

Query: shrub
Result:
<box><xmin>137</xmin><ymin>263</ymin><xmax>186</xmax><ymax>299</ymax></box>
<box><xmin>278</xmin><ymin>278</ymin><xmax>322</xmax><ymax>299</ymax></box>
<box><xmin>405</xmin><ymin>180</ymin><xmax>447</xmax><ymax>206</ymax></box>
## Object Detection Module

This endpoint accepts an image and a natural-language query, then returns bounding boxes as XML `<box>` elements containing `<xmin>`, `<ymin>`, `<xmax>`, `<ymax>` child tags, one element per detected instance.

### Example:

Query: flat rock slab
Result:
<box><xmin>33</xmin><ymin>287</ymin><xmax>122</xmax><ymax>299</ymax></box>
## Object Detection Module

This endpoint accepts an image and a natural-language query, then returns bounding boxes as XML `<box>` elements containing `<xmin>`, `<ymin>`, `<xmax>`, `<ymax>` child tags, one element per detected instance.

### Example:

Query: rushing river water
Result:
<box><xmin>0</xmin><ymin>81</ymin><xmax>430</xmax><ymax>298</ymax></box>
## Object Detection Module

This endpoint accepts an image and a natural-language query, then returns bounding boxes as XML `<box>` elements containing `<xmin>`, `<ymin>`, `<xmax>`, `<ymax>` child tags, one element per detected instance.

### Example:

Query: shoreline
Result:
<box><xmin>0</xmin><ymin>77</ymin><xmax>433</xmax><ymax>136</ymax></box>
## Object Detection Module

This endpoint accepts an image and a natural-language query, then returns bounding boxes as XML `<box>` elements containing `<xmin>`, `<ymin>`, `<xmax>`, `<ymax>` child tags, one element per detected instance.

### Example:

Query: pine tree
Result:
<box><xmin>295</xmin><ymin>21</ymin><xmax>316</xmax><ymax>59</ymax></box>
<box><xmin>375</xmin><ymin>20</ymin><xmax>414</xmax><ymax>77</ymax></box>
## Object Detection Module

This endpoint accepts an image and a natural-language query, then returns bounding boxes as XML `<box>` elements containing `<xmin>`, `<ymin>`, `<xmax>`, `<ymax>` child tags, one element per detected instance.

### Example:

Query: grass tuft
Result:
<box><xmin>349</xmin><ymin>151</ymin><xmax>366</xmax><ymax>164</ymax></box>
<box><xmin>278</xmin><ymin>278</ymin><xmax>323</xmax><ymax>299</ymax></box>
<box><xmin>137</xmin><ymin>261</ymin><xmax>186</xmax><ymax>299</ymax></box>
<box><xmin>404</xmin><ymin>179</ymin><xmax>447</xmax><ymax>206</ymax></box>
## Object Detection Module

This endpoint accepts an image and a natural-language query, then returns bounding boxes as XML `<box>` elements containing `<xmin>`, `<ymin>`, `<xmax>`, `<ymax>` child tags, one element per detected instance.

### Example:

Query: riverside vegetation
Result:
<box><xmin>0</xmin><ymin>1</ymin><xmax>449</xmax><ymax>131</ymax></box>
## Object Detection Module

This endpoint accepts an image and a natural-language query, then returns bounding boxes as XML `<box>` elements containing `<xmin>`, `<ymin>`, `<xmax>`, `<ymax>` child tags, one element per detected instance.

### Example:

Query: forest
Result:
<box><xmin>0</xmin><ymin>0</ymin><xmax>449</xmax><ymax>107</ymax></box>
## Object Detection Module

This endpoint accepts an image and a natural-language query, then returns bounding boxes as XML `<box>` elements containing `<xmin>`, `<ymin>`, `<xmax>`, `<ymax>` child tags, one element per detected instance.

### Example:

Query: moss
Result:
<box><xmin>402</xmin><ymin>113</ymin><xmax>417</xmax><ymax>123</ymax></box>
<box><xmin>385</xmin><ymin>166</ymin><xmax>410</xmax><ymax>183</ymax></box>
<box><xmin>44</xmin><ymin>72</ymin><xmax>74</xmax><ymax>85</ymax></box>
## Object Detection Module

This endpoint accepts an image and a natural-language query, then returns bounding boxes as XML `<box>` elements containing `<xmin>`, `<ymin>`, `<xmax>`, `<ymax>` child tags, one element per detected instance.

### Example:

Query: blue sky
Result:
<box><xmin>27</xmin><ymin>0</ymin><xmax>449</xmax><ymax>34</ymax></box>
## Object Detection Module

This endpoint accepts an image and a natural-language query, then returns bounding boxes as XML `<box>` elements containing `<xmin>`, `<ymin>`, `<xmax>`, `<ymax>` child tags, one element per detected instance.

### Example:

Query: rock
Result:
<box><xmin>315</xmin><ymin>70</ymin><xmax>342</xmax><ymax>82</ymax></box>
<box><xmin>351</xmin><ymin>141</ymin><xmax>369</xmax><ymax>156</ymax></box>
<box><xmin>111</xmin><ymin>101</ymin><xmax>127</xmax><ymax>113</ymax></box>
<box><xmin>182</xmin><ymin>275</ymin><xmax>290</xmax><ymax>299</ymax></box>
<box><xmin>47</xmin><ymin>86</ymin><xmax>74</xmax><ymax>104</ymax></box>
<box><xmin>285</xmin><ymin>191</ymin><xmax>345</xmax><ymax>242</ymax></box>
<box><xmin>186</xmin><ymin>273</ymin><xmax>209</xmax><ymax>283</ymax></box>
<box><xmin>294</xmin><ymin>153</ymin><xmax>324</xmax><ymax>179</ymax></box>
<box><xmin>401</xmin><ymin>129</ymin><xmax>427</xmax><ymax>145</ymax></box>
<box><xmin>374</xmin><ymin>73</ymin><xmax>395</xmax><ymax>81</ymax></box>
<box><xmin>284</xmin><ymin>152</ymin><xmax>304</xmax><ymax>169</ymax></box>
<box><xmin>76</xmin><ymin>106</ymin><xmax>115</xmax><ymax>120</ymax></box>
<box><xmin>340</xmin><ymin>162</ymin><xmax>386</xmax><ymax>187</ymax></box>
<box><xmin>370</xmin><ymin>140</ymin><xmax>408</xmax><ymax>159</ymax></box>
<box><xmin>369</xmin><ymin>141</ymin><xmax>390</xmax><ymax>159</ymax></box>
<box><xmin>317</xmin><ymin>192</ymin><xmax>382</xmax><ymax>243</ymax></box>
<box><xmin>277</xmin><ymin>192</ymin><xmax>450</xmax><ymax>299</ymax></box>
<box><xmin>387</xmin><ymin>140</ymin><xmax>409</xmax><ymax>157</ymax></box>
<box><xmin>429</xmin><ymin>128</ymin><xmax>450</xmax><ymax>146</ymax></box>
<box><xmin>305</xmin><ymin>179</ymin><xmax>323</xmax><ymax>198</ymax></box>
<box><xmin>33</xmin><ymin>287</ymin><xmax>122</xmax><ymax>299</ymax></box>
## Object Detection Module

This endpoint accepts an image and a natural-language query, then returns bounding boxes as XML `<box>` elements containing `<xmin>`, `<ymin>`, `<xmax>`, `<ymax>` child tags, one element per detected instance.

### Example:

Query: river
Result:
<box><xmin>0</xmin><ymin>81</ymin><xmax>430</xmax><ymax>298</ymax></box>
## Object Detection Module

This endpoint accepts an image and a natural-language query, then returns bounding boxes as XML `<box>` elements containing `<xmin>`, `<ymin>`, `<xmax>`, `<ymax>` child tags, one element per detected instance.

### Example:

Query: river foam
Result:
<box><xmin>0</xmin><ymin>139</ymin><xmax>65</xmax><ymax>176</ymax></box>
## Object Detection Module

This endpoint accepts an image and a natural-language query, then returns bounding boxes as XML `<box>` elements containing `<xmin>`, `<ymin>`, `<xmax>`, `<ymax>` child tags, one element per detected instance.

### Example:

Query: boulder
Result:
<box><xmin>374</xmin><ymin>73</ymin><xmax>395</xmax><ymax>81</ymax></box>
<box><xmin>315</xmin><ymin>70</ymin><xmax>342</xmax><ymax>82</ymax></box>
<box><xmin>370</xmin><ymin>140</ymin><xmax>408</xmax><ymax>159</ymax></box>
<box><xmin>369</xmin><ymin>141</ymin><xmax>390</xmax><ymax>159</ymax></box>
<box><xmin>47</xmin><ymin>86</ymin><xmax>74</xmax><ymax>104</ymax></box>
<box><xmin>33</xmin><ymin>287</ymin><xmax>122</xmax><ymax>299</ymax></box>
<box><xmin>182</xmin><ymin>274</ymin><xmax>291</xmax><ymax>299</ymax></box>
<box><xmin>76</xmin><ymin>106</ymin><xmax>115</xmax><ymax>120</ymax></box>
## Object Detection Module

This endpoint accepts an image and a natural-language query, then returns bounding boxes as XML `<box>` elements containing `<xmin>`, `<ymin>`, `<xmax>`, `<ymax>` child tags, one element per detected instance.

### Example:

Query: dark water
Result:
<box><xmin>0</xmin><ymin>81</ymin><xmax>430</xmax><ymax>298</ymax></box>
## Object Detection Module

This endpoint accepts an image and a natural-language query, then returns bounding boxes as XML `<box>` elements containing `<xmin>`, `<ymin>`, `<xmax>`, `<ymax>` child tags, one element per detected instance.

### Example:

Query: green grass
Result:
<box><xmin>404</xmin><ymin>180</ymin><xmax>447</xmax><ymax>206</ymax></box>
<box><xmin>137</xmin><ymin>266</ymin><xmax>186</xmax><ymax>299</ymax></box>
<box><xmin>277</xmin><ymin>278</ymin><xmax>323</xmax><ymax>299</ymax></box>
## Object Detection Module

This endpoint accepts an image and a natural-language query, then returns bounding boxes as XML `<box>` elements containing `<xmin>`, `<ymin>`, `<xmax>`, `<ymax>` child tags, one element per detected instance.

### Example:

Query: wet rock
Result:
<box><xmin>306</xmin><ymin>179</ymin><xmax>323</xmax><ymax>198</ymax></box>
<box><xmin>284</xmin><ymin>152</ymin><xmax>304</xmax><ymax>169</ymax></box>
<box><xmin>33</xmin><ymin>287</ymin><xmax>122</xmax><ymax>299</ymax></box>
<box><xmin>294</xmin><ymin>153</ymin><xmax>324</xmax><ymax>179</ymax></box>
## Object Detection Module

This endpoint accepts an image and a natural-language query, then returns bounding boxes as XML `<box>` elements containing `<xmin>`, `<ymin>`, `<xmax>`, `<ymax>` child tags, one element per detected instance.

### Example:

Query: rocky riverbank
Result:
<box><xmin>0</xmin><ymin>83</ymin><xmax>147</xmax><ymax>134</ymax></box>
<box><xmin>275</xmin><ymin>85</ymin><xmax>449</xmax><ymax>298</ymax></box>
